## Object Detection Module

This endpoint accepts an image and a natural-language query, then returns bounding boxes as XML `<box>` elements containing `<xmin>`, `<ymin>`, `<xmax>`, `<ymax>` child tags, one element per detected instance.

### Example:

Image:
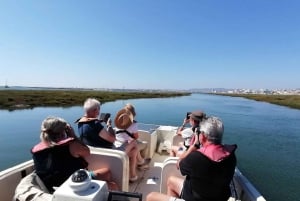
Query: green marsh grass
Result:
<box><xmin>0</xmin><ymin>90</ymin><xmax>190</xmax><ymax>110</ymax></box>
<box><xmin>217</xmin><ymin>93</ymin><xmax>300</xmax><ymax>110</ymax></box>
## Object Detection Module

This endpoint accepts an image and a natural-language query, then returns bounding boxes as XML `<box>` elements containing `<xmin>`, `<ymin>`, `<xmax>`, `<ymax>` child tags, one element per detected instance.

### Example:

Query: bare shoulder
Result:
<box><xmin>69</xmin><ymin>140</ymin><xmax>89</xmax><ymax>151</ymax></box>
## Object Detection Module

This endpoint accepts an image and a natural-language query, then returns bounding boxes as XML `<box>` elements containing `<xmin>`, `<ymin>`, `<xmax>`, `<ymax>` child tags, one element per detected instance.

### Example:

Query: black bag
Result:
<box><xmin>108</xmin><ymin>190</ymin><xmax>142</xmax><ymax>201</ymax></box>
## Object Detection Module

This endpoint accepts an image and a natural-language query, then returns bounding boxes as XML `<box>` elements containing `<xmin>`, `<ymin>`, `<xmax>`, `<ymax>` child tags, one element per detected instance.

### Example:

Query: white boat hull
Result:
<box><xmin>0</xmin><ymin>124</ymin><xmax>266</xmax><ymax>201</ymax></box>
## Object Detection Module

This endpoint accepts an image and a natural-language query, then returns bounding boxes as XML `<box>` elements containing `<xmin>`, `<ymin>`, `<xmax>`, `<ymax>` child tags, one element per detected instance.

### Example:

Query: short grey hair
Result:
<box><xmin>199</xmin><ymin>116</ymin><xmax>224</xmax><ymax>144</ymax></box>
<box><xmin>83</xmin><ymin>98</ymin><xmax>101</xmax><ymax>114</ymax></box>
<box><xmin>40</xmin><ymin>116</ymin><xmax>67</xmax><ymax>146</ymax></box>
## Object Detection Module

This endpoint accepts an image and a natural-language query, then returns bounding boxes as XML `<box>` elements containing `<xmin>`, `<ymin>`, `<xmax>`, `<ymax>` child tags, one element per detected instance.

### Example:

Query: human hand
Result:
<box><xmin>128</xmin><ymin>140</ymin><xmax>137</xmax><ymax>145</ymax></box>
<box><xmin>133</xmin><ymin>133</ymin><xmax>139</xmax><ymax>139</ymax></box>
<box><xmin>65</xmin><ymin>124</ymin><xmax>76</xmax><ymax>138</ymax></box>
<box><xmin>183</xmin><ymin>117</ymin><xmax>189</xmax><ymax>124</ymax></box>
<box><xmin>106</xmin><ymin>118</ymin><xmax>112</xmax><ymax>126</ymax></box>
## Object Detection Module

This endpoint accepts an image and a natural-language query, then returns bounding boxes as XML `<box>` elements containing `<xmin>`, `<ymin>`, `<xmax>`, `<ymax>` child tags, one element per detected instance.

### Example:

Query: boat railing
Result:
<box><xmin>0</xmin><ymin>160</ymin><xmax>34</xmax><ymax>201</ymax></box>
<box><xmin>232</xmin><ymin>169</ymin><xmax>266</xmax><ymax>201</ymax></box>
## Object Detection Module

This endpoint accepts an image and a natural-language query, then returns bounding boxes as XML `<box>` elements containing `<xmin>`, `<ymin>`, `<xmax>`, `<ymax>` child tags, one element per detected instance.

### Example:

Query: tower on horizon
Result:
<box><xmin>4</xmin><ymin>80</ymin><xmax>9</xmax><ymax>88</ymax></box>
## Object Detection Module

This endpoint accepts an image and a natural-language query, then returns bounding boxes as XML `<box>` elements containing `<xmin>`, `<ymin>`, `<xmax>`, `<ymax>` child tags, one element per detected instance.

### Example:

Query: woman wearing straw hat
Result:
<box><xmin>115</xmin><ymin>103</ymin><xmax>150</xmax><ymax>168</ymax></box>
<box><xmin>114</xmin><ymin>108</ymin><xmax>142</xmax><ymax>182</ymax></box>
<box><xmin>77</xmin><ymin>98</ymin><xmax>139</xmax><ymax>182</ymax></box>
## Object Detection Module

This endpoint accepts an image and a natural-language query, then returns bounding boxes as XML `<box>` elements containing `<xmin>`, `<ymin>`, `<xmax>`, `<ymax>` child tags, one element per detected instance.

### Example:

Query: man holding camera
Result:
<box><xmin>76</xmin><ymin>98</ymin><xmax>115</xmax><ymax>148</ymax></box>
<box><xmin>170</xmin><ymin>110</ymin><xmax>206</xmax><ymax>157</ymax></box>
<box><xmin>76</xmin><ymin>98</ymin><xmax>140</xmax><ymax>182</ymax></box>
<box><xmin>147</xmin><ymin>116</ymin><xmax>237</xmax><ymax>201</ymax></box>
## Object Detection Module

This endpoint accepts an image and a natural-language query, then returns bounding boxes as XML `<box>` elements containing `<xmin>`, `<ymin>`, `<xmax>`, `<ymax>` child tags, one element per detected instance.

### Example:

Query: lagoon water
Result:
<box><xmin>0</xmin><ymin>93</ymin><xmax>299</xmax><ymax>201</ymax></box>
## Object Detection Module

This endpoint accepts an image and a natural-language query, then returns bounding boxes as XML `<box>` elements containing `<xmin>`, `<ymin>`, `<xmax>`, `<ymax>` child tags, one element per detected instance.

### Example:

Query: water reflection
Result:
<box><xmin>0</xmin><ymin>93</ymin><xmax>299</xmax><ymax>201</ymax></box>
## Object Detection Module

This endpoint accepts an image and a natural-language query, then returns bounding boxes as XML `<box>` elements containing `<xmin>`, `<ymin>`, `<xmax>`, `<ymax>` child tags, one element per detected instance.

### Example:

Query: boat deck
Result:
<box><xmin>129</xmin><ymin>151</ymin><xmax>170</xmax><ymax>201</ymax></box>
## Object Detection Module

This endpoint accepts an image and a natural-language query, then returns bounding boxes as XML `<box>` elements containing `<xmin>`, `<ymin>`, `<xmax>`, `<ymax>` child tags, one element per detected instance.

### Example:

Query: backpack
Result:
<box><xmin>13</xmin><ymin>171</ymin><xmax>52</xmax><ymax>201</ymax></box>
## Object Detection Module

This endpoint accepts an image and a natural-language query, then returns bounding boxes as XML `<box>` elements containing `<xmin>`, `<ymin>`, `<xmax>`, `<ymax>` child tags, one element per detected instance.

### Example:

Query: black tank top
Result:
<box><xmin>32</xmin><ymin>141</ymin><xmax>88</xmax><ymax>193</ymax></box>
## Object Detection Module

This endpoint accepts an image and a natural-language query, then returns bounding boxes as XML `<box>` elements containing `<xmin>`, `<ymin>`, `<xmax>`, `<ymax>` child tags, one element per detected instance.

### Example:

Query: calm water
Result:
<box><xmin>0</xmin><ymin>93</ymin><xmax>299</xmax><ymax>201</ymax></box>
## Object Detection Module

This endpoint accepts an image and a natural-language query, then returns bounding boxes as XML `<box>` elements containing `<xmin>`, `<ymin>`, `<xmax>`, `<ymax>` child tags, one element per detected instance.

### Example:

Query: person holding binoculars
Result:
<box><xmin>170</xmin><ymin>110</ymin><xmax>206</xmax><ymax>157</ymax></box>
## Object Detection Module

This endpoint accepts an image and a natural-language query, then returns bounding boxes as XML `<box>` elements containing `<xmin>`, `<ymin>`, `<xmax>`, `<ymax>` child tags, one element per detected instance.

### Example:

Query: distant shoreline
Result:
<box><xmin>214</xmin><ymin>93</ymin><xmax>300</xmax><ymax>110</ymax></box>
<box><xmin>0</xmin><ymin>89</ymin><xmax>190</xmax><ymax>110</ymax></box>
<box><xmin>1</xmin><ymin>89</ymin><xmax>299</xmax><ymax>111</ymax></box>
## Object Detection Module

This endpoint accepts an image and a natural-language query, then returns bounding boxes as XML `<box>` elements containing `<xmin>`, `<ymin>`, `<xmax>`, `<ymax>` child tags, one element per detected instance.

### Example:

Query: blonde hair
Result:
<box><xmin>124</xmin><ymin>103</ymin><xmax>136</xmax><ymax>117</ymax></box>
<box><xmin>40</xmin><ymin>116</ymin><xmax>67</xmax><ymax>146</ymax></box>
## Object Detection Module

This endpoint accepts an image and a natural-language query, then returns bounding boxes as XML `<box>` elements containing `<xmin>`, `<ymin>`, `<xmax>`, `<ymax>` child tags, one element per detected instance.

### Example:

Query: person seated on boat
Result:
<box><xmin>76</xmin><ymin>98</ymin><xmax>116</xmax><ymax>148</ymax></box>
<box><xmin>170</xmin><ymin>110</ymin><xmax>206</xmax><ymax>157</ymax></box>
<box><xmin>114</xmin><ymin>104</ymin><xmax>151</xmax><ymax>170</ymax></box>
<box><xmin>123</xmin><ymin>103</ymin><xmax>151</xmax><ymax>166</ymax></box>
<box><xmin>146</xmin><ymin>116</ymin><xmax>237</xmax><ymax>201</ymax></box>
<box><xmin>76</xmin><ymin>98</ymin><xmax>139</xmax><ymax>182</ymax></box>
<box><xmin>31</xmin><ymin>116</ymin><xmax>118</xmax><ymax>193</ymax></box>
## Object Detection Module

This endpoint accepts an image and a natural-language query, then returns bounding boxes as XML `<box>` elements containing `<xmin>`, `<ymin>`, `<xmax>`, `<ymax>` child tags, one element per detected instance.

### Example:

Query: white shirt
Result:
<box><xmin>114</xmin><ymin>122</ymin><xmax>138</xmax><ymax>147</ymax></box>
<box><xmin>181</xmin><ymin>127</ymin><xmax>194</xmax><ymax>146</ymax></box>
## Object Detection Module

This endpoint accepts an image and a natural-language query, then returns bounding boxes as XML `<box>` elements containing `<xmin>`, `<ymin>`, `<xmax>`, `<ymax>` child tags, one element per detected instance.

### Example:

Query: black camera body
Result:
<box><xmin>186</xmin><ymin>112</ymin><xmax>192</xmax><ymax>120</ymax></box>
<box><xmin>100</xmin><ymin>113</ymin><xmax>111</xmax><ymax>122</ymax></box>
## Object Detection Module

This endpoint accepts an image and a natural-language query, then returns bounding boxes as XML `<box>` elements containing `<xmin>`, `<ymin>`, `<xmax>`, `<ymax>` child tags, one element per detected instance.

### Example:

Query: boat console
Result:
<box><xmin>53</xmin><ymin>169</ymin><xmax>142</xmax><ymax>201</ymax></box>
<box><xmin>53</xmin><ymin>169</ymin><xmax>109</xmax><ymax>201</ymax></box>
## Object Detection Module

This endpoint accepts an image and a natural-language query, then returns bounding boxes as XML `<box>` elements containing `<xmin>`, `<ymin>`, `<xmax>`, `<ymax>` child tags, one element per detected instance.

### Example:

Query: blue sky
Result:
<box><xmin>0</xmin><ymin>1</ymin><xmax>299</xmax><ymax>90</ymax></box>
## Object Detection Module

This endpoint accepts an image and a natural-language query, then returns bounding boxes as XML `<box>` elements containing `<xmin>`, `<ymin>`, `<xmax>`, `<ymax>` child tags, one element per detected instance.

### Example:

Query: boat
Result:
<box><xmin>0</xmin><ymin>123</ymin><xmax>266</xmax><ymax>201</ymax></box>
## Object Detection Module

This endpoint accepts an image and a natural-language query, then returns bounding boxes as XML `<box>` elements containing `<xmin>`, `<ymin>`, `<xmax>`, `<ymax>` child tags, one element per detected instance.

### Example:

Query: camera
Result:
<box><xmin>186</xmin><ymin>112</ymin><xmax>191</xmax><ymax>120</ymax></box>
<box><xmin>100</xmin><ymin>113</ymin><xmax>111</xmax><ymax>122</ymax></box>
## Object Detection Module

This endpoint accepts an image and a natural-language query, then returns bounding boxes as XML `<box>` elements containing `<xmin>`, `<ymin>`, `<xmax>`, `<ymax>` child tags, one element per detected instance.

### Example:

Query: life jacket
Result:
<box><xmin>77</xmin><ymin>118</ymin><xmax>113</xmax><ymax>148</ymax></box>
<box><xmin>31</xmin><ymin>141</ymin><xmax>88</xmax><ymax>193</ymax></box>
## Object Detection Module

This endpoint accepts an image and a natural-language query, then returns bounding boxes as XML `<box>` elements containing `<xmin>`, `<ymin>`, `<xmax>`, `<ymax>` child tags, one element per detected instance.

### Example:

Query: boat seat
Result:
<box><xmin>172</xmin><ymin>134</ymin><xmax>184</xmax><ymax>146</ymax></box>
<box><xmin>157</xmin><ymin>140</ymin><xmax>172</xmax><ymax>154</ymax></box>
<box><xmin>138</xmin><ymin>130</ymin><xmax>157</xmax><ymax>158</ymax></box>
<box><xmin>157</xmin><ymin>132</ymin><xmax>184</xmax><ymax>155</ymax></box>
<box><xmin>160</xmin><ymin>157</ymin><xmax>185</xmax><ymax>194</ymax></box>
<box><xmin>86</xmin><ymin>146</ymin><xmax>130</xmax><ymax>191</ymax></box>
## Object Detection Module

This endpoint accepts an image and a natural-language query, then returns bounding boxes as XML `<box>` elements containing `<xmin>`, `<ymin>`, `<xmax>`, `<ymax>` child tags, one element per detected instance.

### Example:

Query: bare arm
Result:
<box><xmin>93</xmin><ymin>117</ymin><xmax>115</xmax><ymax>143</ymax></box>
<box><xmin>176</xmin><ymin>117</ymin><xmax>189</xmax><ymax>135</ymax></box>
<box><xmin>69</xmin><ymin>140</ymin><xmax>90</xmax><ymax>158</ymax></box>
<box><xmin>179</xmin><ymin>144</ymin><xmax>196</xmax><ymax>160</ymax></box>
<box><xmin>99</xmin><ymin>128</ymin><xmax>116</xmax><ymax>143</ymax></box>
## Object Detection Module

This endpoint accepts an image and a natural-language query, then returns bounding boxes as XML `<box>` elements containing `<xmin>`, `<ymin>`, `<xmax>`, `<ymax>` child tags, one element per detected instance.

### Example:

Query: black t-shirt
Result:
<box><xmin>78</xmin><ymin>119</ymin><xmax>113</xmax><ymax>148</ymax></box>
<box><xmin>180</xmin><ymin>145</ymin><xmax>237</xmax><ymax>201</ymax></box>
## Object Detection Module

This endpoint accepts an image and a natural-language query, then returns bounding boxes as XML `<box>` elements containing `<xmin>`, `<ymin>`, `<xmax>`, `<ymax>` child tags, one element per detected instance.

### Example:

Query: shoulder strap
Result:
<box><xmin>74</xmin><ymin>116</ymin><xmax>98</xmax><ymax>123</ymax></box>
<box><xmin>115</xmin><ymin>129</ymin><xmax>135</xmax><ymax>139</ymax></box>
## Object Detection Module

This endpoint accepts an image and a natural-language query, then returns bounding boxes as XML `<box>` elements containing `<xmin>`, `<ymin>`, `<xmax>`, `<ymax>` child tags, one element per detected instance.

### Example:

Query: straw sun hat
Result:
<box><xmin>114</xmin><ymin>109</ymin><xmax>134</xmax><ymax>129</ymax></box>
